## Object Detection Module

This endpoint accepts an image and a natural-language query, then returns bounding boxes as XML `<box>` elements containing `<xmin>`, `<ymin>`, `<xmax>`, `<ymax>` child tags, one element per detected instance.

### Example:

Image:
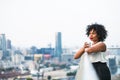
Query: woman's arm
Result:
<box><xmin>74</xmin><ymin>42</ymin><xmax>90</xmax><ymax>59</ymax></box>
<box><xmin>85</xmin><ymin>42</ymin><xmax>106</xmax><ymax>54</ymax></box>
<box><xmin>74</xmin><ymin>47</ymin><xmax>85</xmax><ymax>59</ymax></box>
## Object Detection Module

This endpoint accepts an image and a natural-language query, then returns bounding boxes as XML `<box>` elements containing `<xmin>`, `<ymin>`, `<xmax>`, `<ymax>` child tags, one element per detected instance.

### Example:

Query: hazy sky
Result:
<box><xmin>0</xmin><ymin>0</ymin><xmax>120</xmax><ymax>48</ymax></box>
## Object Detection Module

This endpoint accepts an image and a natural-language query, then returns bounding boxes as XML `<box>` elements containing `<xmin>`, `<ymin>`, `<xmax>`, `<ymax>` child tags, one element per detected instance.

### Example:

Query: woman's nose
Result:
<box><xmin>89</xmin><ymin>34</ymin><xmax>92</xmax><ymax>37</ymax></box>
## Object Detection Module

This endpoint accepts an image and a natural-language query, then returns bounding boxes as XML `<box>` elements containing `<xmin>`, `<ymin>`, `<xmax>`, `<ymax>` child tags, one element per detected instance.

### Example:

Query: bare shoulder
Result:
<box><xmin>96</xmin><ymin>42</ymin><xmax>106</xmax><ymax>46</ymax></box>
<box><xmin>85</xmin><ymin>42</ymin><xmax>106</xmax><ymax>53</ymax></box>
<box><xmin>94</xmin><ymin>42</ymin><xmax>106</xmax><ymax>51</ymax></box>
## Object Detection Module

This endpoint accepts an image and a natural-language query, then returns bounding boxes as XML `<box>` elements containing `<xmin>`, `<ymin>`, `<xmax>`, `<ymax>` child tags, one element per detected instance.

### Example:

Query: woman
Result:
<box><xmin>74</xmin><ymin>23</ymin><xmax>111</xmax><ymax>80</ymax></box>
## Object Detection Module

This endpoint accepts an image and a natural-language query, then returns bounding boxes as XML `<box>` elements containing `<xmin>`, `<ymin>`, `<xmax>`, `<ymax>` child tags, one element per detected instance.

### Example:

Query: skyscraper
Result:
<box><xmin>55</xmin><ymin>32</ymin><xmax>62</xmax><ymax>61</ymax></box>
<box><xmin>0</xmin><ymin>34</ymin><xmax>7</xmax><ymax>60</ymax></box>
<box><xmin>6</xmin><ymin>39</ymin><xmax>12</xmax><ymax>49</ymax></box>
<box><xmin>0</xmin><ymin>34</ymin><xmax>6</xmax><ymax>52</ymax></box>
<box><xmin>0</xmin><ymin>36</ymin><xmax>2</xmax><ymax>50</ymax></box>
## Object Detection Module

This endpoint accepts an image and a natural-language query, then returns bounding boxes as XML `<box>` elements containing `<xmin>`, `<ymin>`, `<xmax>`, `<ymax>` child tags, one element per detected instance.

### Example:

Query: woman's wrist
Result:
<box><xmin>85</xmin><ymin>48</ymin><xmax>88</xmax><ymax>52</ymax></box>
<box><xmin>82</xmin><ymin>47</ymin><xmax>85</xmax><ymax>53</ymax></box>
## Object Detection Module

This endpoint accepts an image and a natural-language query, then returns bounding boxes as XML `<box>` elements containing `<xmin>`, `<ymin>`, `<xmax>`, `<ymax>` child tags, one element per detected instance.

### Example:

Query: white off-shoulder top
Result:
<box><xmin>88</xmin><ymin>51</ymin><xmax>107</xmax><ymax>63</ymax></box>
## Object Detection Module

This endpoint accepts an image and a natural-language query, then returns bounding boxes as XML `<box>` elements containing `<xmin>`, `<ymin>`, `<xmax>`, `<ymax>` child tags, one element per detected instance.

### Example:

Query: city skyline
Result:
<box><xmin>0</xmin><ymin>0</ymin><xmax>120</xmax><ymax>48</ymax></box>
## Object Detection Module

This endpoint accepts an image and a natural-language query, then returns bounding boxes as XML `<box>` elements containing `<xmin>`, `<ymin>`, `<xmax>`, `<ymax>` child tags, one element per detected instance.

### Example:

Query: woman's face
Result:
<box><xmin>89</xmin><ymin>29</ymin><xmax>99</xmax><ymax>43</ymax></box>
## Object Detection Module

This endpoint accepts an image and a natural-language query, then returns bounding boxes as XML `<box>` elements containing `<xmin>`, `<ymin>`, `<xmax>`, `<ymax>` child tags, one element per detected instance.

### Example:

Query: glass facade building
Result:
<box><xmin>55</xmin><ymin>32</ymin><xmax>62</xmax><ymax>61</ymax></box>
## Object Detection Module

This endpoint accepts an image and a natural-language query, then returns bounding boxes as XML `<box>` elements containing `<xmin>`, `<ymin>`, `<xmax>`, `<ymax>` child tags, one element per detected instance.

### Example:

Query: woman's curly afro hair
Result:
<box><xmin>86</xmin><ymin>23</ymin><xmax>108</xmax><ymax>42</ymax></box>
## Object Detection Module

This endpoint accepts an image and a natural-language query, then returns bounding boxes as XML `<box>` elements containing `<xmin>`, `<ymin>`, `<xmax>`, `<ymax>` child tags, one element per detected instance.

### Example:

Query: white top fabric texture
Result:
<box><xmin>88</xmin><ymin>51</ymin><xmax>107</xmax><ymax>63</ymax></box>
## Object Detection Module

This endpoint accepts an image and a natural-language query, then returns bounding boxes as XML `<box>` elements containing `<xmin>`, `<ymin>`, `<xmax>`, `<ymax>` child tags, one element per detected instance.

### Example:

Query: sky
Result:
<box><xmin>0</xmin><ymin>0</ymin><xmax>120</xmax><ymax>48</ymax></box>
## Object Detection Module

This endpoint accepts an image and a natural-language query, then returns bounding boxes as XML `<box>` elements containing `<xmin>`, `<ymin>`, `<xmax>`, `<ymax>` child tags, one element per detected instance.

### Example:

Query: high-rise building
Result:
<box><xmin>6</xmin><ymin>39</ymin><xmax>12</xmax><ymax>49</ymax></box>
<box><xmin>0</xmin><ymin>36</ymin><xmax>2</xmax><ymax>50</ymax></box>
<box><xmin>55</xmin><ymin>32</ymin><xmax>62</xmax><ymax>61</ymax></box>
<box><xmin>0</xmin><ymin>34</ymin><xmax>6</xmax><ymax>52</ymax></box>
<box><xmin>0</xmin><ymin>34</ymin><xmax>8</xmax><ymax>60</ymax></box>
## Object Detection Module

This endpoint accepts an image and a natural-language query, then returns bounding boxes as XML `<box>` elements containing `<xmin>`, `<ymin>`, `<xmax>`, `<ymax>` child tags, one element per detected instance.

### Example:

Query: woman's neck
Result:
<box><xmin>92</xmin><ymin>41</ymin><xmax>99</xmax><ymax>45</ymax></box>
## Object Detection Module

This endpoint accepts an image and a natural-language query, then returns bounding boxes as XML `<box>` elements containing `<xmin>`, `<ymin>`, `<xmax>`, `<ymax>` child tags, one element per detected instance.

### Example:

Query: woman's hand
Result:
<box><xmin>84</xmin><ymin>42</ymin><xmax>91</xmax><ymax>53</ymax></box>
<box><xmin>84</xmin><ymin>42</ymin><xmax>91</xmax><ymax>48</ymax></box>
<box><xmin>74</xmin><ymin>42</ymin><xmax>91</xmax><ymax>59</ymax></box>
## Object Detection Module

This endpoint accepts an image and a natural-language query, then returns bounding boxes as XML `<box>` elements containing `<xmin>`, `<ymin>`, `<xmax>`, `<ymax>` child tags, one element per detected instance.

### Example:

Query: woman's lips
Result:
<box><xmin>90</xmin><ymin>38</ymin><xmax>93</xmax><ymax>40</ymax></box>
